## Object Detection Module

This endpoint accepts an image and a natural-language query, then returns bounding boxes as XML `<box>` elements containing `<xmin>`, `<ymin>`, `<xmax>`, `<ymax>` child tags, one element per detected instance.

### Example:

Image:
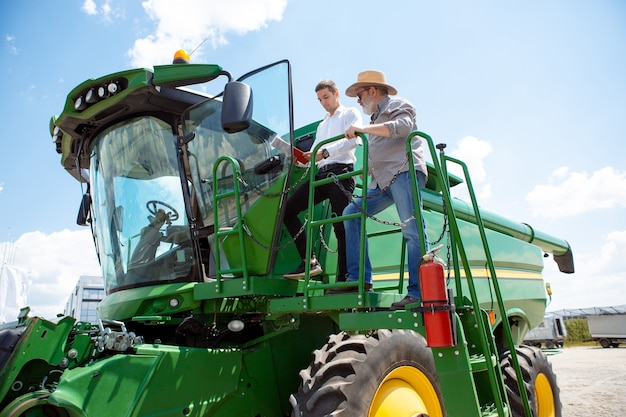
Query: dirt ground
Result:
<box><xmin>547</xmin><ymin>345</ymin><xmax>626</xmax><ymax>416</ymax></box>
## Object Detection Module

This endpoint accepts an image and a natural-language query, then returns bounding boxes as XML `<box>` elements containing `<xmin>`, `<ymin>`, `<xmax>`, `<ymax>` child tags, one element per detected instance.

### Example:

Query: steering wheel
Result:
<box><xmin>146</xmin><ymin>200</ymin><xmax>179</xmax><ymax>222</ymax></box>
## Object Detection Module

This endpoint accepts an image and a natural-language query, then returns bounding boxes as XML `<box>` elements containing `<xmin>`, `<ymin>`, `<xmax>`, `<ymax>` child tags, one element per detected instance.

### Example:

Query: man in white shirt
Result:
<box><xmin>283</xmin><ymin>80</ymin><xmax>362</xmax><ymax>280</ymax></box>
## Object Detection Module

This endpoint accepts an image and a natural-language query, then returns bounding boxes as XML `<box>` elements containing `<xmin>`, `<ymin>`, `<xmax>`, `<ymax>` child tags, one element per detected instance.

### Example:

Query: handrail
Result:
<box><xmin>408</xmin><ymin>131</ymin><xmax>511</xmax><ymax>414</ymax></box>
<box><xmin>447</xmin><ymin>154</ymin><xmax>533</xmax><ymax>416</ymax></box>
<box><xmin>298</xmin><ymin>133</ymin><xmax>372</xmax><ymax>300</ymax></box>
<box><xmin>408</xmin><ymin>131</ymin><xmax>533</xmax><ymax>417</ymax></box>
<box><xmin>212</xmin><ymin>155</ymin><xmax>250</xmax><ymax>292</ymax></box>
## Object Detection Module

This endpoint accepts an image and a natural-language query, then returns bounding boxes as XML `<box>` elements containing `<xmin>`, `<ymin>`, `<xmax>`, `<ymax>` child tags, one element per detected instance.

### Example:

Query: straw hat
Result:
<box><xmin>345</xmin><ymin>70</ymin><xmax>397</xmax><ymax>97</ymax></box>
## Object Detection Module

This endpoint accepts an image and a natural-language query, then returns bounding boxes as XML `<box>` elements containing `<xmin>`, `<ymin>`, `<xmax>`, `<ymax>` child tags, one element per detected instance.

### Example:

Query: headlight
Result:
<box><xmin>74</xmin><ymin>96</ymin><xmax>87</xmax><ymax>111</ymax></box>
<box><xmin>85</xmin><ymin>88</ymin><xmax>98</xmax><ymax>104</ymax></box>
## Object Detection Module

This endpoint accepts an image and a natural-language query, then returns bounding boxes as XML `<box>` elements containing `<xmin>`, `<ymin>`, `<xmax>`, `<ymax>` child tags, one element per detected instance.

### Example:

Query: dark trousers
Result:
<box><xmin>283</xmin><ymin>164</ymin><xmax>355</xmax><ymax>281</ymax></box>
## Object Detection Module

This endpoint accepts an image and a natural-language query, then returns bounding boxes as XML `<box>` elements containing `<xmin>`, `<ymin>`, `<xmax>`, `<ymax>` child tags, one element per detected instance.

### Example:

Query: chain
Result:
<box><xmin>241</xmin><ymin>220</ymin><xmax>307</xmax><ymax>252</ymax></box>
<box><xmin>444</xmin><ymin>206</ymin><xmax>452</xmax><ymax>284</ymax></box>
<box><xmin>241</xmin><ymin>218</ymin><xmax>339</xmax><ymax>255</ymax></box>
<box><xmin>430</xmin><ymin>200</ymin><xmax>448</xmax><ymax>246</ymax></box>
<box><xmin>235</xmin><ymin>156</ymin><xmax>417</xmax><ymax>251</ymax></box>
<box><xmin>235</xmin><ymin>165</ymin><xmax>346</xmax><ymax>253</ymax></box>
<box><xmin>318</xmin><ymin>225</ymin><xmax>338</xmax><ymax>253</ymax></box>
<box><xmin>445</xmin><ymin>234</ymin><xmax>452</xmax><ymax>283</ymax></box>
<box><xmin>237</xmin><ymin>165</ymin><xmax>311</xmax><ymax>198</ymax></box>
<box><xmin>430</xmin><ymin>196</ymin><xmax>452</xmax><ymax>284</ymax></box>
<box><xmin>331</xmin><ymin>162</ymin><xmax>415</xmax><ymax>229</ymax></box>
<box><xmin>352</xmin><ymin>156</ymin><xmax>409</xmax><ymax>200</ymax></box>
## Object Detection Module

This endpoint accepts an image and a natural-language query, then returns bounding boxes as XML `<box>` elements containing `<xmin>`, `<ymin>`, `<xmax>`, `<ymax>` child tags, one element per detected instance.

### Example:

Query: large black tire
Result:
<box><xmin>290</xmin><ymin>329</ymin><xmax>445</xmax><ymax>417</ymax></box>
<box><xmin>500</xmin><ymin>345</ymin><xmax>562</xmax><ymax>417</ymax></box>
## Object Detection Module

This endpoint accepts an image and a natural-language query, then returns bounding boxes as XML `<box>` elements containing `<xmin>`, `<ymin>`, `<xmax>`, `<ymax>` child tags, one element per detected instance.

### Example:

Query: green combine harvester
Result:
<box><xmin>0</xmin><ymin>56</ymin><xmax>574</xmax><ymax>417</ymax></box>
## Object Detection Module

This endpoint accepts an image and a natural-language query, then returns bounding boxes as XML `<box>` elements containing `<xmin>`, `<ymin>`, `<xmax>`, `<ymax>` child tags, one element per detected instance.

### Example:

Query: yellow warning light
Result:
<box><xmin>173</xmin><ymin>49</ymin><xmax>190</xmax><ymax>64</ymax></box>
<box><xmin>488</xmin><ymin>311</ymin><xmax>496</xmax><ymax>325</ymax></box>
<box><xmin>545</xmin><ymin>282</ymin><xmax>553</xmax><ymax>296</ymax></box>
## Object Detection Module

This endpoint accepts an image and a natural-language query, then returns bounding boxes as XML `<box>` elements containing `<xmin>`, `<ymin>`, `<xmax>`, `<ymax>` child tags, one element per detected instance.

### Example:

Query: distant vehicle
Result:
<box><xmin>523</xmin><ymin>313</ymin><xmax>567</xmax><ymax>348</ymax></box>
<box><xmin>587</xmin><ymin>314</ymin><xmax>626</xmax><ymax>348</ymax></box>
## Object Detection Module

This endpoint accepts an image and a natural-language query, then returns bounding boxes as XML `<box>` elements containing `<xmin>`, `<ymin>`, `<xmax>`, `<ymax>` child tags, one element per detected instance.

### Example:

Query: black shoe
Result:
<box><xmin>284</xmin><ymin>259</ymin><xmax>323</xmax><ymax>280</ymax></box>
<box><xmin>390</xmin><ymin>295</ymin><xmax>420</xmax><ymax>311</ymax></box>
<box><xmin>327</xmin><ymin>283</ymin><xmax>372</xmax><ymax>294</ymax></box>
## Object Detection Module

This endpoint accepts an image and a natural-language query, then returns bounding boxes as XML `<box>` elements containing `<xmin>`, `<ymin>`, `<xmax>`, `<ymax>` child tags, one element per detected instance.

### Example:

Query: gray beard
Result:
<box><xmin>362</xmin><ymin>99</ymin><xmax>376</xmax><ymax>115</ymax></box>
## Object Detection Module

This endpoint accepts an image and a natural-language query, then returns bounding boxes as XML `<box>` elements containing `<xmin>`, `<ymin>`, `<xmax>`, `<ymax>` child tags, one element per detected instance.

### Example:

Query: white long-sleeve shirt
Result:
<box><xmin>313</xmin><ymin>105</ymin><xmax>363</xmax><ymax>168</ymax></box>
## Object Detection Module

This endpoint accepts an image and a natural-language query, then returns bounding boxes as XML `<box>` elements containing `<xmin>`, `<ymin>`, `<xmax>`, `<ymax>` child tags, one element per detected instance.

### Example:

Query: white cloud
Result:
<box><xmin>546</xmin><ymin>230</ymin><xmax>626</xmax><ymax>311</ymax></box>
<box><xmin>82</xmin><ymin>0</ymin><xmax>97</xmax><ymax>15</ymax></box>
<box><xmin>81</xmin><ymin>0</ymin><xmax>119</xmax><ymax>22</ymax></box>
<box><xmin>448</xmin><ymin>136</ymin><xmax>493</xmax><ymax>201</ymax></box>
<box><xmin>128</xmin><ymin>0</ymin><xmax>288</xmax><ymax>67</ymax></box>
<box><xmin>0</xmin><ymin>182</ymin><xmax>4</xmax><ymax>192</ymax></box>
<box><xmin>0</xmin><ymin>229</ymin><xmax>101</xmax><ymax>321</ymax></box>
<box><xmin>5</xmin><ymin>34</ymin><xmax>17</xmax><ymax>55</ymax></box>
<box><xmin>102</xmin><ymin>1</ymin><xmax>112</xmax><ymax>18</ymax></box>
<box><xmin>526</xmin><ymin>166</ymin><xmax>626</xmax><ymax>219</ymax></box>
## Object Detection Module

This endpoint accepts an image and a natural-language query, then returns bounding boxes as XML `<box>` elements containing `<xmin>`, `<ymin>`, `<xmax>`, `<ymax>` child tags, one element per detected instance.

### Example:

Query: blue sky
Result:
<box><xmin>1</xmin><ymin>0</ymin><xmax>625</xmax><ymax>320</ymax></box>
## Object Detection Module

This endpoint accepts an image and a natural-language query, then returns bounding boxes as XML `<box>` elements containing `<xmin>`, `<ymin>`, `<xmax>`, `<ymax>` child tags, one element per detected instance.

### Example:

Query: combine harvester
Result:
<box><xmin>0</xmin><ymin>52</ymin><xmax>574</xmax><ymax>416</ymax></box>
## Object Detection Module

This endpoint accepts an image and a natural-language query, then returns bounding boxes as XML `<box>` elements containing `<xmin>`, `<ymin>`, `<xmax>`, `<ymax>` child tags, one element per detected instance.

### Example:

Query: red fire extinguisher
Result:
<box><xmin>419</xmin><ymin>254</ymin><xmax>455</xmax><ymax>347</ymax></box>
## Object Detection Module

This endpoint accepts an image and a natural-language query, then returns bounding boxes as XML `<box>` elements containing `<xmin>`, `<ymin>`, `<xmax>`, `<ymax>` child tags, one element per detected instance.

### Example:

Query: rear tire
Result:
<box><xmin>290</xmin><ymin>329</ymin><xmax>445</xmax><ymax>417</ymax></box>
<box><xmin>501</xmin><ymin>345</ymin><xmax>561</xmax><ymax>417</ymax></box>
<box><xmin>599</xmin><ymin>338</ymin><xmax>611</xmax><ymax>348</ymax></box>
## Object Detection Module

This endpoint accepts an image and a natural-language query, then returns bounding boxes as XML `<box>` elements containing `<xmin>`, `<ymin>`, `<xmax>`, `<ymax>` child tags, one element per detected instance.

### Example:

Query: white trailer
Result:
<box><xmin>587</xmin><ymin>314</ymin><xmax>626</xmax><ymax>348</ymax></box>
<box><xmin>523</xmin><ymin>313</ymin><xmax>567</xmax><ymax>348</ymax></box>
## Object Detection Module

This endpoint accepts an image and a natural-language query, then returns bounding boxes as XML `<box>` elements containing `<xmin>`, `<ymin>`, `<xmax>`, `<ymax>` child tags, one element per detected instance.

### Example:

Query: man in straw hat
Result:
<box><xmin>330</xmin><ymin>70</ymin><xmax>428</xmax><ymax>311</ymax></box>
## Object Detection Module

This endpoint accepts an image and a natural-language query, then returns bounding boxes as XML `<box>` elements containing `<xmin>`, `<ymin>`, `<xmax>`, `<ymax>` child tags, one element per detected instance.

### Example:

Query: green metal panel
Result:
<box><xmin>98</xmin><ymin>283</ymin><xmax>198</xmax><ymax>321</ymax></box>
<box><xmin>194</xmin><ymin>276</ymin><xmax>298</xmax><ymax>301</ymax></box>
<box><xmin>0</xmin><ymin>316</ymin><xmax>76</xmax><ymax>407</ymax></box>
<box><xmin>40</xmin><ymin>316</ymin><xmax>335</xmax><ymax>417</ymax></box>
<box><xmin>50</xmin><ymin>345</ymin><xmax>246</xmax><ymax>417</ymax></box>
<box><xmin>339</xmin><ymin>310</ymin><xmax>425</xmax><ymax>334</ymax></box>
<box><xmin>431</xmin><ymin>334</ymin><xmax>483</xmax><ymax>416</ymax></box>
<box><xmin>219</xmin><ymin>175</ymin><xmax>288</xmax><ymax>276</ymax></box>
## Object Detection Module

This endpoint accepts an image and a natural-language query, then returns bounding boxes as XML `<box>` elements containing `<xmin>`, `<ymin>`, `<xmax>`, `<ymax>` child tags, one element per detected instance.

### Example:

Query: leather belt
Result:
<box><xmin>317</xmin><ymin>163</ymin><xmax>353</xmax><ymax>174</ymax></box>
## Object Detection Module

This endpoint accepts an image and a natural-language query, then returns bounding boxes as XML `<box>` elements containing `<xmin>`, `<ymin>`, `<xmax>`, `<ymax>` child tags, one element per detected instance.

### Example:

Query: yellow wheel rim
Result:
<box><xmin>369</xmin><ymin>366</ymin><xmax>443</xmax><ymax>417</ymax></box>
<box><xmin>535</xmin><ymin>373</ymin><xmax>556</xmax><ymax>417</ymax></box>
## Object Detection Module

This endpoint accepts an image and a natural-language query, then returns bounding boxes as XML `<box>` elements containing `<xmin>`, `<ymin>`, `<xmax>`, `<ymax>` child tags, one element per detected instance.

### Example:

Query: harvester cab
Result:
<box><xmin>0</xmin><ymin>56</ymin><xmax>575</xmax><ymax>417</ymax></box>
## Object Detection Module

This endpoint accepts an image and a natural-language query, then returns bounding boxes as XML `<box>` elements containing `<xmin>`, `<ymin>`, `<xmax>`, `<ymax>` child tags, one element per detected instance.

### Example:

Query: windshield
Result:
<box><xmin>90</xmin><ymin>116</ymin><xmax>193</xmax><ymax>293</ymax></box>
<box><xmin>184</xmin><ymin>61</ymin><xmax>291</xmax><ymax>230</ymax></box>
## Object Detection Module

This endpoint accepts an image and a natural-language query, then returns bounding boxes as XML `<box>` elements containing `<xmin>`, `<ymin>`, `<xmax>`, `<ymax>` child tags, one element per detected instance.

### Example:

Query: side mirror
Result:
<box><xmin>77</xmin><ymin>192</ymin><xmax>91</xmax><ymax>226</ymax></box>
<box><xmin>221</xmin><ymin>81</ymin><xmax>253</xmax><ymax>133</ymax></box>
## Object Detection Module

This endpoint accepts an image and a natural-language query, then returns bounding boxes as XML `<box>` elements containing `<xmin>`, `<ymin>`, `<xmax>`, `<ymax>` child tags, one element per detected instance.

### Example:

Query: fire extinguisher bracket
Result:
<box><xmin>411</xmin><ymin>304</ymin><xmax>456</xmax><ymax>314</ymax></box>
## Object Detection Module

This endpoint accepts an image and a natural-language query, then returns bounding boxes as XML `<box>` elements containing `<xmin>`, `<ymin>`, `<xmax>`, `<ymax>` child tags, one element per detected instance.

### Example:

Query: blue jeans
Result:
<box><xmin>343</xmin><ymin>170</ymin><xmax>427</xmax><ymax>299</ymax></box>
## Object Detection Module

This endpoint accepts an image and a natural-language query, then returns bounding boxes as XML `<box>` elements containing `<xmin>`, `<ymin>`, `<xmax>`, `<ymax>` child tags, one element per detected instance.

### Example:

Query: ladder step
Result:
<box><xmin>218</xmin><ymin>267</ymin><xmax>245</xmax><ymax>275</ymax></box>
<box><xmin>469</xmin><ymin>353</ymin><xmax>496</xmax><ymax>372</ymax></box>
<box><xmin>480</xmin><ymin>402</ymin><xmax>508</xmax><ymax>417</ymax></box>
